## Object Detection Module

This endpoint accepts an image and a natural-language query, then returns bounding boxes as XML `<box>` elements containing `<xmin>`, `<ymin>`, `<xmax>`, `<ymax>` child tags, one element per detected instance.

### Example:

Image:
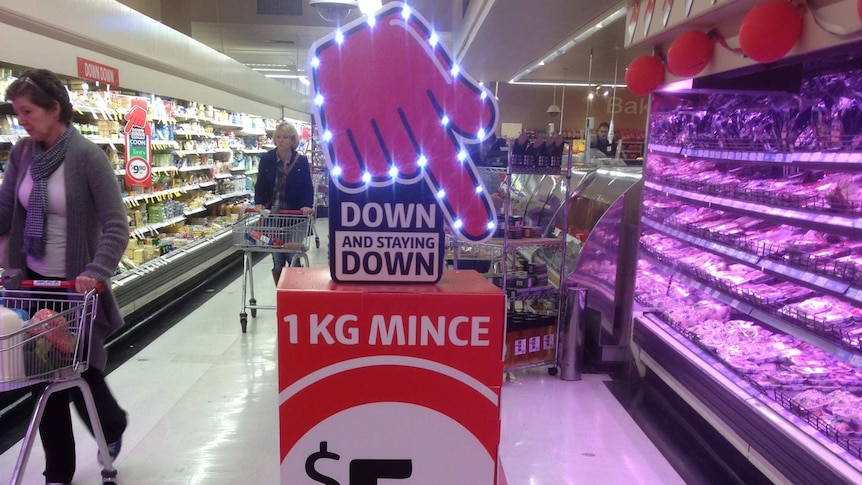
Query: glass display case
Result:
<box><xmin>634</xmin><ymin>82</ymin><xmax>862</xmax><ymax>483</ymax></box>
<box><xmin>558</xmin><ymin>168</ymin><xmax>643</xmax><ymax>367</ymax></box>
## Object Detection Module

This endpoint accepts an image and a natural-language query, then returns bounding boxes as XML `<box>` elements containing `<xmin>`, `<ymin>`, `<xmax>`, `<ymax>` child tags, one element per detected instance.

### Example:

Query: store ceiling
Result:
<box><xmin>122</xmin><ymin>0</ymin><xmax>653</xmax><ymax>87</ymax></box>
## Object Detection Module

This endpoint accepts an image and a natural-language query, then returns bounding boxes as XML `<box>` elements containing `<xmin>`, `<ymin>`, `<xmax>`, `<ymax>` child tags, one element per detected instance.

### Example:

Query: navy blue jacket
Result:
<box><xmin>253</xmin><ymin>149</ymin><xmax>314</xmax><ymax>210</ymax></box>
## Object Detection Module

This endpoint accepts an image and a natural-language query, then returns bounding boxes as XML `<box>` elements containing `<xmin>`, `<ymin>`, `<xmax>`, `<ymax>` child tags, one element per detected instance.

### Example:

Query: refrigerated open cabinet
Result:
<box><xmin>633</xmin><ymin>80</ymin><xmax>862</xmax><ymax>483</ymax></box>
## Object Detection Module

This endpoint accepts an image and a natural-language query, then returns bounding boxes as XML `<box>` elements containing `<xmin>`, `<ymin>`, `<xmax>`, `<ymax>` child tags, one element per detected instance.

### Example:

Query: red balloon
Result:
<box><xmin>625</xmin><ymin>56</ymin><xmax>665</xmax><ymax>96</ymax></box>
<box><xmin>667</xmin><ymin>31</ymin><xmax>714</xmax><ymax>78</ymax></box>
<box><xmin>739</xmin><ymin>0</ymin><xmax>802</xmax><ymax>63</ymax></box>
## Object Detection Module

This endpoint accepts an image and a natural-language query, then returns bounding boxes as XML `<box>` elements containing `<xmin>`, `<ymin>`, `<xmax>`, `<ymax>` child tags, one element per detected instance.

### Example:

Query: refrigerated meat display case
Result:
<box><xmin>633</xmin><ymin>81</ymin><xmax>862</xmax><ymax>483</ymax></box>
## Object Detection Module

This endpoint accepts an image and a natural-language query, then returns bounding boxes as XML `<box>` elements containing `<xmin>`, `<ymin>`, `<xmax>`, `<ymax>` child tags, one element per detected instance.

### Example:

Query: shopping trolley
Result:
<box><xmin>233</xmin><ymin>210</ymin><xmax>313</xmax><ymax>332</ymax></box>
<box><xmin>0</xmin><ymin>272</ymin><xmax>118</xmax><ymax>485</ymax></box>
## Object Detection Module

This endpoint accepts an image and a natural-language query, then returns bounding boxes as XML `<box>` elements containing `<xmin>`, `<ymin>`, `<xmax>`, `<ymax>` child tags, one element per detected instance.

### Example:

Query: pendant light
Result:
<box><xmin>560</xmin><ymin>68</ymin><xmax>568</xmax><ymax>135</ymax></box>
<box><xmin>547</xmin><ymin>85</ymin><xmax>561</xmax><ymax>117</ymax></box>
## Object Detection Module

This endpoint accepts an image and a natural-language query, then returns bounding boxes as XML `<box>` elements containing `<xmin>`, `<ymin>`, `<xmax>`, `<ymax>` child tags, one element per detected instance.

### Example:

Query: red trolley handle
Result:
<box><xmin>19</xmin><ymin>279</ymin><xmax>105</xmax><ymax>293</ymax></box>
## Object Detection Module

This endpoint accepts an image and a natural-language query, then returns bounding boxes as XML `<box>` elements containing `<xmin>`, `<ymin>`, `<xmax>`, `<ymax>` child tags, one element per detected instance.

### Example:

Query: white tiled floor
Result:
<box><xmin>0</xmin><ymin>219</ymin><xmax>684</xmax><ymax>484</ymax></box>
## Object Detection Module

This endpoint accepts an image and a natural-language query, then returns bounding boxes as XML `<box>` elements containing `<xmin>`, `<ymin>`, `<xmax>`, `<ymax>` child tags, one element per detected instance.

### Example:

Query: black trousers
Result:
<box><xmin>36</xmin><ymin>367</ymin><xmax>127</xmax><ymax>483</ymax></box>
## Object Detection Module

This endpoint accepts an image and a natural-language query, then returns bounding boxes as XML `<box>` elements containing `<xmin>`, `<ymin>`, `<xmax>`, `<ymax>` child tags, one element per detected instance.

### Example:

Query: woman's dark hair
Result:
<box><xmin>5</xmin><ymin>69</ymin><xmax>73</xmax><ymax>123</ymax></box>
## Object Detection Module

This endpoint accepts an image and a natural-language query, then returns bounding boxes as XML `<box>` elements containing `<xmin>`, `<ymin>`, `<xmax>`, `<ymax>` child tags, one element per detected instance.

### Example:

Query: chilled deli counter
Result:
<box><xmin>633</xmin><ymin>85</ymin><xmax>862</xmax><ymax>483</ymax></box>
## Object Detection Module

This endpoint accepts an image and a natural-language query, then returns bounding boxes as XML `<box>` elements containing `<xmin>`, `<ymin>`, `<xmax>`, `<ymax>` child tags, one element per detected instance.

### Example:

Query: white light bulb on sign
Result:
<box><xmin>417</xmin><ymin>154</ymin><xmax>428</xmax><ymax>167</ymax></box>
<box><xmin>486</xmin><ymin>221</ymin><xmax>495</xmax><ymax>230</ymax></box>
<box><xmin>441</xmin><ymin>115</ymin><xmax>450</xmax><ymax>126</ymax></box>
<box><xmin>362</xmin><ymin>172</ymin><xmax>372</xmax><ymax>183</ymax></box>
<box><xmin>457</xmin><ymin>150</ymin><xmax>467</xmax><ymax>162</ymax></box>
<box><xmin>429</xmin><ymin>32</ymin><xmax>439</xmax><ymax>47</ymax></box>
<box><xmin>436</xmin><ymin>188</ymin><xmax>446</xmax><ymax>199</ymax></box>
<box><xmin>450</xmin><ymin>64</ymin><xmax>460</xmax><ymax>77</ymax></box>
<box><xmin>475</xmin><ymin>186</ymin><xmax>483</xmax><ymax>194</ymax></box>
<box><xmin>478</xmin><ymin>128</ymin><xmax>486</xmax><ymax>139</ymax></box>
<box><xmin>311</xmin><ymin>57</ymin><xmax>320</xmax><ymax>68</ymax></box>
<box><xmin>401</xmin><ymin>5</ymin><xmax>411</xmax><ymax>20</ymax></box>
<box><xmin>314</xmin><ymin>94</ymin><xmax>324</xmax><ymax>106</ymax></box>
<box><xmin>323</xmin><ymin>130</ymin><xmax>333</xmax><ymax>142</ymax></box>
<box><xmin>388</xmin><ymin>165</ymin><xmax>398</xmax><ymax>178</ymax></box>
<box><xmin>480</xmin><ymin>91</ymin><xmax>487</xmax><ymax>100</ymax></box>
<box><xmin>367</xmin><ymin>15</ymin><xmax>376</xmax><ymax>27</ymax></box>
<box><xmin>453</xmin><ymin>219</ymin><xmax>463</xmax><ymax>229</ymax></box>
<box><xmin>331</xmin><ymin>165</ymin><xmax>342</xmax><ymax>177</ymax></box>
<box><xmin>335</xmin><ymin>29</ymin><xmax>345</xmax><ymax>45</ymax></box>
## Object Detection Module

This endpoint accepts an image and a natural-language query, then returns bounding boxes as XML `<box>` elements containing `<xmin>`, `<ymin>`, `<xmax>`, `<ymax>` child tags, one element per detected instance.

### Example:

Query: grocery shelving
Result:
<box><xmin>620</xmin><ymin>140</ymin><xmax>644</xmax><ymax>160</ymax></box>
<box><xmin>635</xmin><ymin>88</ymin><xmax>862</xmax><ymax>481</ymax></box>
<box><xmin>455</xmin><ymin>151</ymin><xmax>567</xmax><ymax>373</ymax></box>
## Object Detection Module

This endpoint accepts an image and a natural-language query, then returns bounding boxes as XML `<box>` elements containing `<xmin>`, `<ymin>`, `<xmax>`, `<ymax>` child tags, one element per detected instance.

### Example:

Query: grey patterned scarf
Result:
<box><xmin>23</xmin><ymin>126</ymin><xmax>73</xmax><ymax>257</ymax></box>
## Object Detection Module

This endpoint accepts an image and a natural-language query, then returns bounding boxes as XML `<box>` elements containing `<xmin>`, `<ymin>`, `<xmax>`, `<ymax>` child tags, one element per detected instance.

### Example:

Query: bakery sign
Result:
<box><xmin>310</xmin><ymin>1</ymin><xmax>498</xmax><ymax>284</ymax></box>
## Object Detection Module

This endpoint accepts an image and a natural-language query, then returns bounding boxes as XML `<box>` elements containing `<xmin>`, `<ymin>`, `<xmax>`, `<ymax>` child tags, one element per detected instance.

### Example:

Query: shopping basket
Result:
<box><xmin>0</xmin><ymin>271</ymin><xmax>118</xmax><ymax>485</ymax></box>
<box><xmin>232</xmin><ymin>210</ymin><xmax>313</xmax><ymax>332</ymax></box>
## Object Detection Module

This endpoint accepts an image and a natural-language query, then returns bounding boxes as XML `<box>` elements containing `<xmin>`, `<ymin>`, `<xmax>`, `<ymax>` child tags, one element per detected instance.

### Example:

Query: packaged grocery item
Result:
<box><xmin>26</xmin><ymin>308</ymin><xmax>74</xmax><ymax>354</ymax></box>
<box><xmin>23</xmin><ymin>308</ymin><xmax>75</xmax><ymax>375</ymax></box>
<box><xmin>791</xmin><ymin>389</ymin><xmax>829</xmax><ymax>415</ymax></box>
<box><xmin>0</xmin><ymin>306</ymin><xmax>26</xmax><ymax>381</ymax></box>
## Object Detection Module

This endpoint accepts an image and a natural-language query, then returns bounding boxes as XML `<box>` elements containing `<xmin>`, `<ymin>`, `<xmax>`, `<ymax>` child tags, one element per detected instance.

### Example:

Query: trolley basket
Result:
<box><xmin>0</xmin><ymin>281</ymin><xmax>99</xmax><ymax>392</ymax></box>
<box><xmin>233</xmin><ymin>211</ymin><xmax>312</xmax><ymax>253</ymax></box>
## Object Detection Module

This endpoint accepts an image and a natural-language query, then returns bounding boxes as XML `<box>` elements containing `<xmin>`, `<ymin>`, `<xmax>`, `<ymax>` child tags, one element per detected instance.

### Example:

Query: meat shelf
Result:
<box><xmin>645</xmin><ymin>180</ymin><xmax>862</xmax><ymax>236</ymax></box>
<box><xmin>642</xmin><ymin>217</ymin><xmax>862</xmax><ymax>303</ymax></box>
<box><xmin>643</xmin><ymin>204</ymin><xmax>862</xmax><ymax>288</ymax></box>
<box><xmin>649</xmin><ymin>292</ymin><xmax>862</xmax><ymax>454</ymax></box>
<box><xmin>639</xmin><ymin>242</ymin><xmax>862</xmax><ymax>364</ymax></box>
<box><xmin>649</xmin><ymin>168</ymin><xmax>862</xmax><ymax>218</ymax></box>
<box><xmin>650</xmin><ymin>144</ymin><xmax>862</xmax><ymax>169</ymax></box>
<box><xmin>635</xmin><ymin>313</ymin><xmax>862</xmax><ymax>477</ymax></box>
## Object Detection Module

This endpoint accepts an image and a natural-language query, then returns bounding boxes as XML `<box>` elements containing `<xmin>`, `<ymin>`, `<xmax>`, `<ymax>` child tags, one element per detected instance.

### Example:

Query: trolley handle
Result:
<box><xmin>244</xmin><ymin>208</ymin><xmax>307</xmax><ymax>215</ymax></box>
<box><xmin>18</xmin><ymin>279</ymin><xmax>105</xmax><ymax>293</ymax></box>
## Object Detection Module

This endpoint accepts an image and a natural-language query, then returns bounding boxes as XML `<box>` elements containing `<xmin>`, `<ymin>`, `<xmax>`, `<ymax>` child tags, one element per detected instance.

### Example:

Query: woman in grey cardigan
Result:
<box><xmin>2</xmin><ymin>69</ymin><xmax>128</xmax><ymax>485</ymax></box>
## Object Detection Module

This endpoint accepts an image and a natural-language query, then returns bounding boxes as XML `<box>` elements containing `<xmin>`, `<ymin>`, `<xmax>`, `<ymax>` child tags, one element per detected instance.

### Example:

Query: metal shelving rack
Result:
<box><xmin>452</xmin><ymin>143</ymin><xmax>570</xmax><ymax>374</ymax></box>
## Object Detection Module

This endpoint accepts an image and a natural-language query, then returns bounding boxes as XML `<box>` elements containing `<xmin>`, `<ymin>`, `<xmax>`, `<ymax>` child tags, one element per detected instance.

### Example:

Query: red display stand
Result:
<box><xmin>277</xmin><ymin>268</ymin><xmax>504</xmax><ymax>484</ymax></box>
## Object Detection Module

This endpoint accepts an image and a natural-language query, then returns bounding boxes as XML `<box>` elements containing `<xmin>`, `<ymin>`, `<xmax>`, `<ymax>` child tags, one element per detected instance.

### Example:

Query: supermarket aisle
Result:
<box><xmin>0</xmin><ymin>218</ymin><xmax>686</xmax><ymax>485</ymax></box>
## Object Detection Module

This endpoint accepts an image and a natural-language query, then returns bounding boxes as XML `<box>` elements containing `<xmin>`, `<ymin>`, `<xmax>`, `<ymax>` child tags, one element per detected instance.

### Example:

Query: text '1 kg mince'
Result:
<box><xmin>282</xmin><ymin>314</ymin><xmax>493</xmax><ymax>347</ymax></box>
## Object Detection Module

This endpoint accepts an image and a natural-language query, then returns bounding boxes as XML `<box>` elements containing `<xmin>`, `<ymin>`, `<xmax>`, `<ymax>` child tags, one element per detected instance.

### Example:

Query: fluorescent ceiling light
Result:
<box><xmin>253</xmin><ymin>68</ymin><xmax>292</xmax><ymax>72</ymax></box>
<box><xmin>509</xmin><ymin>81</ymin><xmax>627</xmax><ymax>88</ymax></box>
<box><xmin>511</xmin><ymin>6</ymin><xmax>626</xmax><ymax>83</ymax></box>
<box><xmin>265</xmin><ymin>74</ymin><xmax>309</xmax><ymax>80</ymax></box>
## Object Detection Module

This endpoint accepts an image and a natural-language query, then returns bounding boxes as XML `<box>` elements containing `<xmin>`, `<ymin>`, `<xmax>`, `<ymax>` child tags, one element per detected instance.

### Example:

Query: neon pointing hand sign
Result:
<box><xmin>310</xmin><ymin>2</ymin><xmax>498</xmax><ymax>243</ymax></box>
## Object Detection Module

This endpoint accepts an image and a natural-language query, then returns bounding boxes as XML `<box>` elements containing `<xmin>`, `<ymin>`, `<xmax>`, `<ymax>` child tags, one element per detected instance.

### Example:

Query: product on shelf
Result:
<box><xmin>640</xmin><ymin>85</ymin><xmax>862</xmax><ymax>464</ymax></box>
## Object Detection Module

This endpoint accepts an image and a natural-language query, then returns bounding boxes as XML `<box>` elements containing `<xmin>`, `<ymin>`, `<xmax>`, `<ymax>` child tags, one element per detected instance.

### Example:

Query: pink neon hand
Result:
<box><xmin>311</xmin><ymin>3</ymin><xmax>497</xmax><ymax>241</ymax></box>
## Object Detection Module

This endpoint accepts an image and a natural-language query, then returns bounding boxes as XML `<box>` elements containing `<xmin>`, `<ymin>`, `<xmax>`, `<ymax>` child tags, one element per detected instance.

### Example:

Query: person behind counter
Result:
<box><xmin>253</xmin><ymin>122</ymin><xmax>314</xmax><ymax>284</ymax></box>
<box><xmin>2</xmin><ymin>68</ymin><xmax>128</xmax><ymax>485</ymax></box>
<box><xmin>591</xmin><ymin>122</ymin><xmax>617</xmax><ymax>158</ymax></box>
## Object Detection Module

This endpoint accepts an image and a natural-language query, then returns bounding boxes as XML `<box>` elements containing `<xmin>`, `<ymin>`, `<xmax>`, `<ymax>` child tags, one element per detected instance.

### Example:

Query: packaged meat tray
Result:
<box><xmin>791</xmin><ymin>389</ymin><xmax>830</xmax><ymax>415</ymax></box>
<box><xmin>779</xmin><ymin>296</ymin><xmax>862</xmax><ymax>330</ymax></box>
<box><xmin>769</xmin><ymin>370</ymin><xmax>807</xmax><ymax>386</ymax></box>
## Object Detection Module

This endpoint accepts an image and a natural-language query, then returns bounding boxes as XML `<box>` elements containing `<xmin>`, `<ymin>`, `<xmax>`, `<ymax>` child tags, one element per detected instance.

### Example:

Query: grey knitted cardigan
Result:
<box><xmin>0</xmin><ymin>129</ymin><xmax>128</xmax><ymax>371</ymax></box>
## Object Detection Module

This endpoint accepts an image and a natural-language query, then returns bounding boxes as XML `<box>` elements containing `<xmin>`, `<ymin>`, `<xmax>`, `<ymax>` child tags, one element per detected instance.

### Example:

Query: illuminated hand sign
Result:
<box><xmin>310</xmin><ymin>2</ymin><xmax>498</xmax><ymax>242</ymax></box>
